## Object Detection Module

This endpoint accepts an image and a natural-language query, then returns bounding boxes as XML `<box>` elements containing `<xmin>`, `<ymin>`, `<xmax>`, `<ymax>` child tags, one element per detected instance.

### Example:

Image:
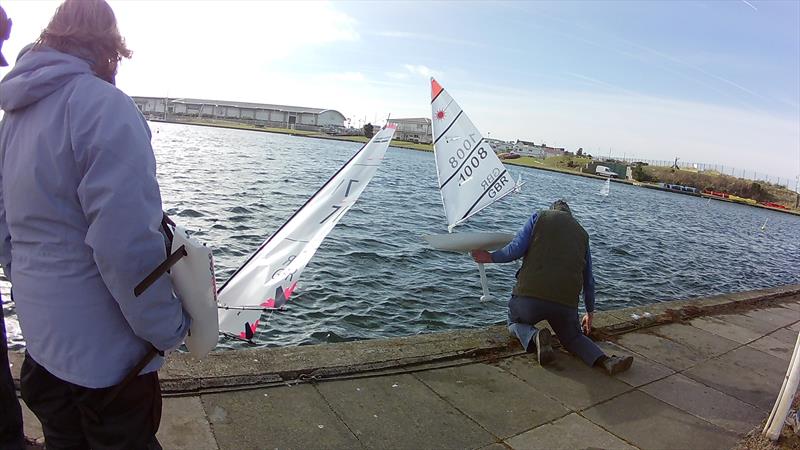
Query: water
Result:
<box><xmin>4</xmin><ymin>122</ymin><xmax>800</xmax><ymax>350</ymax></box>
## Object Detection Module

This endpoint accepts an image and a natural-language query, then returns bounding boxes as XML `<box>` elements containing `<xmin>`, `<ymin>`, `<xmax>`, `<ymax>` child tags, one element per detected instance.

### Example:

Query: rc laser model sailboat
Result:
<box><xmin>216</xmin><ymin>124</ymin><xmax>397</xmax><ymax>343</ymax></box>
<box><xmin>423</xmin><ymin>78</ymin><xmax>523</xmax><ymax>301</ymax></box>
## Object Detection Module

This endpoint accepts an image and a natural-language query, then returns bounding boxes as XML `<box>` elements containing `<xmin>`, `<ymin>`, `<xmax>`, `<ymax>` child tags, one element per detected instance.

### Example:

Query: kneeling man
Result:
<box><xmin>472</xmin><ymin>200</ymin><xmax>632</xmax><ymax>375</ymax></box>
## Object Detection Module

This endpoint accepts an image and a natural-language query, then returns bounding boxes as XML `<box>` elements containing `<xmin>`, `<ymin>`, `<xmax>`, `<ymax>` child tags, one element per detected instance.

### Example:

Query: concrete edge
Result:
<box><xmin>9</xmin><ymin>284</ymin><xmax>800</xmax><ymax>394</ymax></box>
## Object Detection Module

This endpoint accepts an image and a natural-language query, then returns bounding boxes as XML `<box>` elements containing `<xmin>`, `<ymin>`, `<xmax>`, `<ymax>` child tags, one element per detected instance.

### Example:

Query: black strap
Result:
<box><xmin>88</xmin><ymin>346</ymin><xmax>162</xmax><ymax>423</ymax></box>
<box><xmin>134</xmin><ymin>245</ymin><xmax>187</xmax><ymax>297</ymax></box>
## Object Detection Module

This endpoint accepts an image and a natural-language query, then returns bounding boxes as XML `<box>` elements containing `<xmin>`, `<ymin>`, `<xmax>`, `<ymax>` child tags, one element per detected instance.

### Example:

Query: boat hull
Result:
<box><xmin>424</xmin><ymin>232</ymin><xmax>514</xmax><ymax>253</ymax></box>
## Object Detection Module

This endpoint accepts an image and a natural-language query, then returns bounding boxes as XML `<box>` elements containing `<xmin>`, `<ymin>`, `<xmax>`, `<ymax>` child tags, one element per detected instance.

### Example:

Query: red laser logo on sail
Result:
<box><xmin>436</xmin><ymin>110</ymin><xmax>446</xmax><ymax>120</ymax></box>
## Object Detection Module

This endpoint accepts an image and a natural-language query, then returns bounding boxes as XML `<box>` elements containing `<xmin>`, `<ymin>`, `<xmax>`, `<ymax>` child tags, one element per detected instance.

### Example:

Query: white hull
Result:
<box><xmin>170</xmin><ymin>226</ymin><xmax>219</xmax><ymax>358</ymax></box>
<box><xmin>424</xmin><ymin>232</ymin><xmax>514</xmax><ymax>253</ymax></box>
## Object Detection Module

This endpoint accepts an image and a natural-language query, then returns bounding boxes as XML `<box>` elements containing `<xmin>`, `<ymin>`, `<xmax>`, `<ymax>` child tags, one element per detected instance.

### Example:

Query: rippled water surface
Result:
<box><xmin>5</xmin><ymin>122</ymin><xmax>800</xmax><ymax>349</ymax></box>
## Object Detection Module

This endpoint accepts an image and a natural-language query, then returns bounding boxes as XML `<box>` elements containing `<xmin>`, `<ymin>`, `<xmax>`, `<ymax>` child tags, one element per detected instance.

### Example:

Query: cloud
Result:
<box><xmin>375</xmin><ymin>31</ymin><xmax>489</xmax><ymax>49</ymax></box>
<box><xmin>385</xmin><ymin>72</ymin><xmax>410</xmax><ymax>80</ymax></box>
<box><xmin>403</xmin><ymin>64</ymin><xmax>441</xmax><ymax>79</ymax></box>
<box><xmin>329</xmin><ymin>72</ymin><xmax>367</xmax><ymax>82</ymax></box>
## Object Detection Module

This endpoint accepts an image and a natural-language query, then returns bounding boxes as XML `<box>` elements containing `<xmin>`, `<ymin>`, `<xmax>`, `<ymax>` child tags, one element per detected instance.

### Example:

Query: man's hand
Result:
<box><xmin>470</xmin><ymin>250</ymin><xmax>492</xmax><ymax>264</ymax></box>
<box><xmin>581</xmin><ymin>312</ymin><xmax>594</xmax><ymax>335</ymax></box>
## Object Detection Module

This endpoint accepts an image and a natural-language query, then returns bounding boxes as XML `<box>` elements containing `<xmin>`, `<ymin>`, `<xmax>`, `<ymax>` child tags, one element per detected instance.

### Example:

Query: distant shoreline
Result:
<box><xmin>149</xmin><ymin>118</ymin><xmax>800</xmax><ymax>218</ymax></box>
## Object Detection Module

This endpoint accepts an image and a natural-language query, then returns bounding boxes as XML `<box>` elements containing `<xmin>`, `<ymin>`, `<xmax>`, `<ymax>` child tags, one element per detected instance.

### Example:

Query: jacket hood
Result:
<box><xmin>0</xmin><ymin>47</ymin><xmax>93</xmax><ymax>112</ymax></box>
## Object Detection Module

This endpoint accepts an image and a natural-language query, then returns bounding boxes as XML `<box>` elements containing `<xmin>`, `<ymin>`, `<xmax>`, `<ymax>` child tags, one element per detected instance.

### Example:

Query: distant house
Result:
<box><xmin>131</xmin><ymin>96</ymin><xmax>346</xmax><ymax>132</ymax></box>
<box><xmin>511</xmin><ymin>139</ymin><xmax>566</xmax><ymax>158</ymax></box>
<box><xmin>391</xmin><ymin>117</ymin><xmax>432</xmax><ymax>143</ymax></box>
<box><xmin>485</xmin><ymin>138</ymin><xmax>514</xmax><ymax>153</ymax></box>
<box><xmin>541</xmin><ymin>145</ymin><xmax>567</xmax><ymax>158</ymax></box>
<box><xmin>513</xmin><ymin>140</ymin><xmax>545</xmax><ymax>158</ymax></box>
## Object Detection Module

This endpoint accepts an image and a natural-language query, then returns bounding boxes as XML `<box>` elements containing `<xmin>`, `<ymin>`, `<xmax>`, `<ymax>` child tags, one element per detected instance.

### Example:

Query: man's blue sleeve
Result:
<box><xmin>583</xmin><ymin>247</ymin><xmax>596</xmax><ymax>313</ymax></box>
<box><xmin>490</xmin><ymin>212</ymin><xmax>538</xmax><ymax>263</ymax></box>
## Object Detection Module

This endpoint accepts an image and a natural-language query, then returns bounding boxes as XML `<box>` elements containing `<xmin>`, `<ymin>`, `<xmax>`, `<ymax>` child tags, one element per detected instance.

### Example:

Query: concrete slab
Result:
<box><xmin>780</xmin><ymin>301</ymin><xmax>800</xmax><ymax>313</ymax></box>
<box><xmin>649</xmin><ymin>323</ymin><xmax>739</xmax><ymax>358</ymax></box>
<box><xmin>771</xmin><ymin>327</ymin><xmax>800</xmax><ymax>345</ymax></box>
<box><xmin>202</xmin><ymin>384</ymin><xmax>363</xmax><ymax>450</ymax></box>
<box><xmin>615</xmin><ymin>332</ymin><xmax>705</xmax><ymax>371</ymax></box>
<box><xmin>20</xmin><ymin>401</ymin><xmax>44</xmax><ymax>443</ymax></box>
<box><xmin>684</xmin><ymin>346</ymin><xmax>787</xmax><ymax>411</ymax></box>
<box><xmin>316</xmin><ymin>373</ymin><xmax>495</xmax><ymax>450</ymax></box>
<box><xmin>715</xmin><ymin>313</ymin><xmax>782</xmax><ymax>335</ymax></box>
<box><xmin>743</xmin><ymin>307</ymin><xmax>800</xmax><ymax>329</ymax></box>
<box><xmin>478</xmin><ymin>444</ymin><xmax>509</xmax><ymax>450</ymax></box>
<box><xmin>414</xmin><ymin>363</ymin><xmax>569</xmax><ymax>439</ymax></box>
<box><xmin>157</xmin><ymin>397</ymin><xmax>217</xmax><ymax>450</ymax></box>
<box><xmin>496</xmin><ymin>353</ymin><xmax>631</xmax><ymax>411</ymax></box>
<box><xmin>640</xmin><ymin>373</ymin><xmax>765</xmax><ymax>435</ymax></box>
<box><xmin>596</xmin><ymin>341</ymin><xmax>675</xmax><ymax>387</ymax></box>
<box><xmin>505</xmin><ymin>413</ymin><xmax>635</xmax><ymax>450</ymax></box>
<box><xmin>689</xmin><ymin>316</ymin><xmax>763</xmax><ymax>344</ymax></box>
<box><xmin>582</xmin><ymin>391</ymin><xmax>740</xmax><ymax>450</ymax></box>
<box><xmin>748</xmin><ymin>333</ymin><xmax>795</xmax><ymax>361</ymax></box>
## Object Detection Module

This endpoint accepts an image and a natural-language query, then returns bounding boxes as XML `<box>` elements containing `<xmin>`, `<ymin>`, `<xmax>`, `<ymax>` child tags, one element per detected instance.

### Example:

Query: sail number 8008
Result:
<box><xmin>447</xmin><ymin>134</ymin><xmax>488</xmax><ymax>182</ymax></box>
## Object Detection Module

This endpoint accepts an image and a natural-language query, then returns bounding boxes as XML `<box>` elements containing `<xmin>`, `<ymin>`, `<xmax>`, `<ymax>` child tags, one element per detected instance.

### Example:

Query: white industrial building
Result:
<box><xmin>391</xmin><ymin>117</ymin><xmax>432</xmax><ymax>143</ymax></box>
<box><xmin>132</xmin><ymin>97</ymin><xmax>346</xmax><ymax>131</ymax></box>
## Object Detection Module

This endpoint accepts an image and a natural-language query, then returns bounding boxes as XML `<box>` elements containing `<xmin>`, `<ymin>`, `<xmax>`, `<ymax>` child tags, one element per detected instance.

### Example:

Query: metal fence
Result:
<box><xmin>597</xmin><ymin>156</ymin><xmax>795</xmax><ymax>189</ymax></box>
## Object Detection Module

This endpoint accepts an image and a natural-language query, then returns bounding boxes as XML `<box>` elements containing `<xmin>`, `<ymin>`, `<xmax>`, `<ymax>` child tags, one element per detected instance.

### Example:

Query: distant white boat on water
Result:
<box><xmin>598</xmin><ymin>178</ymin><xmax>610</xmax><ymax>197</ymax></box>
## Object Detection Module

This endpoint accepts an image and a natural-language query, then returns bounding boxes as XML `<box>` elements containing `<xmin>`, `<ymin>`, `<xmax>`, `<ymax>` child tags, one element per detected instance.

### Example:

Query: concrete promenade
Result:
<box><xmin>8</xmin><ymin>284</ymin><xmax>800</xmax><ymax>449</ymax></box>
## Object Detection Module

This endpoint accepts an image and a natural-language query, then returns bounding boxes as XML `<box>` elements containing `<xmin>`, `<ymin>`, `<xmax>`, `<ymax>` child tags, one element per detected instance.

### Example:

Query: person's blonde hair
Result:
<box><xmin>35</xmin><ymin>0</ymin><xmax>131</xmax><ymax>84</ymax></box>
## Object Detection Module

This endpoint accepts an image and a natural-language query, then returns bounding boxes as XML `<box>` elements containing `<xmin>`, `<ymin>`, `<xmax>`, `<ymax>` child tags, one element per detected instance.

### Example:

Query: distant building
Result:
<box><xmin>131</xmin><ymin>96</ymin><xmax>346</xmax><ymax>132</ymax></box>
<box><xmin>513</xmin><ymin>140</ymin><xmax>545</xmax><ymax>157</ymax></box>
<box><xmin>540</xmin><ymin>144</ymin><xmax>567</xmax><ymax>158</ymax></box>
<box><xmin>485</xmin><ymin>138</ymin><xmax>514</xmax><ymax>153</ymax></box>
<box><xmin>512</xmin><ymin>139</ymin><xmax>566</xmax><ymax>158</ymax></box>
<box><xmin>391</xmin><ymin>117</ymin><xmax>432</xmax><ymax>143</ymax></box>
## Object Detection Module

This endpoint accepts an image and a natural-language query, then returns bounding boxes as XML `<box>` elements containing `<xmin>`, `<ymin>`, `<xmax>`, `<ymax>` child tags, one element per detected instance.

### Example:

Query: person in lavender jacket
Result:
<box><xmin>0</xmin><ymin>6</ymin><xmax>27</xmax><ymax>450</ymax></box>
<box><xmin>0</xmin><ymin>1</ymin><xmax>189</xmax><ymax>448</ymax></box>
<box><xmin>472</xmin><ymin>200</ymin><xmax>633</xmax><ymax>375</ymax></box>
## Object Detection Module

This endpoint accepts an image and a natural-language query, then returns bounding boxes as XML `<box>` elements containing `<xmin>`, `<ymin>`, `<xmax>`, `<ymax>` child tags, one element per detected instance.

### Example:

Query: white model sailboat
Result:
<box><xmin>599</xmin><ymin>178</ymin><xmax>610</xmax><ymax>197</ymax></box>
<box><xmin>423</xmin><ymin>78</ymin><xmax>522</xmax><ymax>301</ymax></box>
<box><xmin>217</xmin><ymin>124</ymin><xmax>397</xmax><ymax>341</ymax></box>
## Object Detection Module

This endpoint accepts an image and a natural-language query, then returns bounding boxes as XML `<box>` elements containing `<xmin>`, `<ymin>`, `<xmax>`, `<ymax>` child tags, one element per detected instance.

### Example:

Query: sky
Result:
<box><xmin>2</xmin><ymin>0</ymin><xmax>799</xmax><ymax>186</ymax></box>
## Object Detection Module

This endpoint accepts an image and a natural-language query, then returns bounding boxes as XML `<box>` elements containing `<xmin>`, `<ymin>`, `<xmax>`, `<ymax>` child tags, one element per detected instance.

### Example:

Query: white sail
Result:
<box><xmin>599</xmin><ymin>178</ymin><xmax>610</xmax><ymax>196</ymax></box>
<box><xmin>217</xmin><ymin>125</ymin><xmax>397</xmax><ymax>339</ymax></box>
<box><xmin>430</xmin><ymin>78</ymin><xmax>517</xmax><ymax>230</ymax></box>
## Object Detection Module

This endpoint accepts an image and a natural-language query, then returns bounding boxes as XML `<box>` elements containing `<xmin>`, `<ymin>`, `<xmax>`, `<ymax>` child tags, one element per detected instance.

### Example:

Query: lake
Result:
<box><xmin>4</xmin><ymin>122</ymin><xmax>799</xmax><ymax>350</ymax></box>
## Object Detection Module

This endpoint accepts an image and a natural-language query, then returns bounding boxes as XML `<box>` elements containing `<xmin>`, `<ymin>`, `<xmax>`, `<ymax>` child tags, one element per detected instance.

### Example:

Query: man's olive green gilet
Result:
<box><xmin>512</xmin><ymin>209</ymin><xmax>589</xmax><ymax>308</ymax></box>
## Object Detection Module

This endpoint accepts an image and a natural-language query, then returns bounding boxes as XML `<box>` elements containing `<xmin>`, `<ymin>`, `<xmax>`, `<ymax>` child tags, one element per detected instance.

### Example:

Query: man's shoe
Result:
<box><xmin>535</xmin><ymin>328</ymin><xmax>556</xmax><ymax>366</ymax></box>
<box><xmin>601</xmin><ymin>355</ymin><xmax>634</xmax><ymax>375</ymax></box>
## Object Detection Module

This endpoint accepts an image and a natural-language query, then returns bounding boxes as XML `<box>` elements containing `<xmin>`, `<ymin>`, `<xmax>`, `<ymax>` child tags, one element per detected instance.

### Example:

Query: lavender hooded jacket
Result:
<box><xmin>0</xmin><ymin>48</ymin><xmax>189</xmax><ymax>388</ymax></box>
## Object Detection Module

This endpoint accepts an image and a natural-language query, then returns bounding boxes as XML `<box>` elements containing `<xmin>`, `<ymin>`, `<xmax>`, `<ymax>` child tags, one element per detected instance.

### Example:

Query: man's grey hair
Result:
<box><xmin>551</xmin><ymin>199</ymin><xmax>571</xmax><ymax>214</ymax></box>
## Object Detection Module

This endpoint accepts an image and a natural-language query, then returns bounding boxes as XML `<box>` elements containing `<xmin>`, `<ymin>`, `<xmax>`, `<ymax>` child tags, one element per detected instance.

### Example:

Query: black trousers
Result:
<box><xmin>20</xmin><ymin>353</ymin><xmax>163</xmax><ymax>450</ymax></box>
<box><xmin>0</xmin><ymin>300</ymin><xmax>24</xmax><ymax>450</ymax></box>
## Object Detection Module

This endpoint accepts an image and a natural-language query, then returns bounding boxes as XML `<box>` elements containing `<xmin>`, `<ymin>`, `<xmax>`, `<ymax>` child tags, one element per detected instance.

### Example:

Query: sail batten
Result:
<box><xmin>217</xmin><ymin>125</ymin><xmax>396</xmax><ymax>337</ymax></box>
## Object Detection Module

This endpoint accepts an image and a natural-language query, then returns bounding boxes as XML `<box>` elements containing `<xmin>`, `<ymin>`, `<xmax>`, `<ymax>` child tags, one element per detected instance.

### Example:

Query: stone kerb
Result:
<box><xmin>9</xmin><ymin>284</ymin><xmax>800</xmax><ymax>395</ymax></box>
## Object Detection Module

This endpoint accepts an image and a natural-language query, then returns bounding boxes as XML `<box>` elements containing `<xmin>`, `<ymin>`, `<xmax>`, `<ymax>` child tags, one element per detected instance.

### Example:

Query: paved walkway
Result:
<box><xmin>10</xmin><ymin>288</ymin><xmax>800</xmax><ymax>449</ymax></box>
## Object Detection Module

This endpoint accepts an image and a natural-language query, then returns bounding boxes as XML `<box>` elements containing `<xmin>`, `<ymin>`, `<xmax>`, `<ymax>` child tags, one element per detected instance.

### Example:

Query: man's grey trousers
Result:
<box><xmin>508</xmin><ymin>295</ymin><xmax>605</xmax><ymax>366</ymax></box>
